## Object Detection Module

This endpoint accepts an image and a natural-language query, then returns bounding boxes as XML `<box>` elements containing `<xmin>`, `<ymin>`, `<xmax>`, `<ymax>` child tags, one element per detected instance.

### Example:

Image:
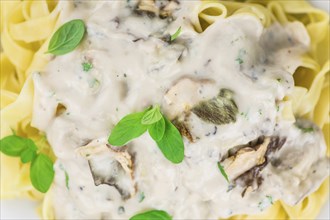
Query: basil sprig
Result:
<box><xmin>0</xmin><ymin>135</ymin><xmax>54</xmax><ymax>193</ymax></box>
<box><xmin>108</xmin><ymin>105</ymin><xmax>184</xmax><ymax>164</ymax></box>
<box><xmin>47</xmin><ymin>19</ymin><xmax>86</xmax><ymax>55</ymax></box>
<box><xmin>130</xmin><ymin>210</ymin><xmax>172</xmax><ymax>220</ymax></box>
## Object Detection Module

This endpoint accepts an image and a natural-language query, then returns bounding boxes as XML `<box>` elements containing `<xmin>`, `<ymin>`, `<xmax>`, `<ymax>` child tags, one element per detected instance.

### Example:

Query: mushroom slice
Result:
<box><xmin>77</xmin><ymin>139</ymin><xmax>136</xmax><ymax>200</ymax></box>
<box><xmin>191</xmin><ymin>89</ymin><xmax>238</xmax><ymax>125</ymax></box>
<box><xmin>163</xmin><ymin>77</ymin><xmax>216</xmax><ymax>119</ymax></box>
<box><xmin>172</xmin><ymin>116</ymin><xmax>194</xmax><ymax>142</ymax></box>
<box><xmin>159</xmin><ymin>0</ymin><xmax>180</xmax><ymax>19</ymax></box>
<box><xmin>221</xmin><ymin>138</ymin><xmax>270</xmax><ymax>181</ymax></box>
<box><xmin>135</xmin><ymin>0</ymin><xmax>159</xmax><ymax>17</ymax></box>
<box><xmin>219</xmin><ymin>136</ymin><xmax>286</xmax><ymax>196</ymax></box>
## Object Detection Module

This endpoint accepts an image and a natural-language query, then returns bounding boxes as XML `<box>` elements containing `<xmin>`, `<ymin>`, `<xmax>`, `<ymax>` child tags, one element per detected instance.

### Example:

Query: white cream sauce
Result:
<box><xmin>32</xmin><ymin>0</ymin><xmax>329</xmax><ymax>219</ymax></box>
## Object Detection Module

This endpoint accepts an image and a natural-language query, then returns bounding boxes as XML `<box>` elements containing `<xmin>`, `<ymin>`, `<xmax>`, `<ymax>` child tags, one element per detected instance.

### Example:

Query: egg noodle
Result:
<box><xmin>0</xmin><ymin>0</ymin><xmax>329</xmax><ymax>219</ymax></box>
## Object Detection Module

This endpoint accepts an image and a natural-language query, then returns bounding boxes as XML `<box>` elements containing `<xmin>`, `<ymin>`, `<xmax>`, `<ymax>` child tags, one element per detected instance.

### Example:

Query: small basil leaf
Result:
<box><xmin>47</xmin><ymin>19</ymin><xmax>86</xmax><ymax>55</ymax></box>
<box><xmin>108</xmin><ymin>110</ymin><xmax>149</xmax><ymax>146</ymax></box>
<box><xmin>217</xmin><ymin>162</ymin><xmax>229</xmax><ymax>183</ymax></box>
<box><xmin>156</xmin><ymin>117</ymin><xmax>184</xmax><ymax>164</ymax></box>
<box><xmin>0</xmin><ymin>135</ymin><xmax>27</xmax><ymax>156</ymax></box>
<box><xmin>30</xmin><ymin>154</ymin><xmax>54</xmax><ymax>193</ymax></box>
<box><xmin>141</xmin><ymin>106</ymin><xmax>162</xmax><ymax>125</ymax></box>
<box><xmin>130</xmin><ymin>210</ymin><xmax>172</xmax><ymax>220</ymax></box>
<box><xmin>148</xmin><ymin>117</ymin><xmax>165</xmax><ymax>141</ymax></box>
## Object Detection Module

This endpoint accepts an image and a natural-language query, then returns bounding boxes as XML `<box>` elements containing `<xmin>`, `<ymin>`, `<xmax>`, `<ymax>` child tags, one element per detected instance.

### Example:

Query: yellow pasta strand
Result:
<box><xmin>0</xmin><ymin>0</ymin><xmax>60</xmax><ymax>217</ymax></box>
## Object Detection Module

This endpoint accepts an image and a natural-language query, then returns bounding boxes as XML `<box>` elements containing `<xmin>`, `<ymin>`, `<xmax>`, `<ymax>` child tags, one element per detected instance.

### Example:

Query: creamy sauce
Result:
<box><xmin>32</xmin><ymin>1</ymin><xmax>329</xmax><ymax>219</ymax></box>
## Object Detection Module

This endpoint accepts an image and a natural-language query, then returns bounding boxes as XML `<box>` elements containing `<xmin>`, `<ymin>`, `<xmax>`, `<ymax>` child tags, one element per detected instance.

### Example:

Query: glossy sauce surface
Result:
<box><xmin>32</xmin><ymin>1</ymin><xmax>329</xmax><ymax>219</ymax></box>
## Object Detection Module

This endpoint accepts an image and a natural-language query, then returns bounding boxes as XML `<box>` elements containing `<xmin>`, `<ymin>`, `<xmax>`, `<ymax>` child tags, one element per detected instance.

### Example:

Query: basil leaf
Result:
<box><xmin>148</xmin><ymin>117</ymin><xmax>165</xmax><ymax>141</ymax></box>
<box><xmin>0</xmin><ymin>135</ymin><xmax>27</xmax><ymax>156</ymax></box>
<box><xmin>30</xmin><ymin>154</ymin><xmax>54</xmax><ymax>193</ymax></box>
<box><xmin>217</xmin><ymin>162</ymin><xmax>229</xmax><ymax>183</ymax></box>
<box><xmin>170</xmin><ymin>26</ymin><xmax>181</xmax><ymax>41</ymax></box>
<box><xmin>20</xmin><ymin>140</ymin><xmax>37</xmax><ymax>163</ymax></box>
<box><xmin>141</xmin><ymin>106</ymin><xmax>162</xmax><ymax>125</ymax></box>
<box><xmin>47</xmin><ymin>19</ymin><xmax>86</xmax><ymax>55</ymax></box>
<box><xmin>156</xmin><ymin>117</ymin><xmax>184</xmax><ymax>164</ymax></box>
<box><xmin>130</xmin><ymin>210</ymin><xmax>172</xmax><ymax>220</ymax></box>
<box><xmin>108</xmin><ymin>110</ymin><xmax>149</xmax><ymax>146</ymax></box>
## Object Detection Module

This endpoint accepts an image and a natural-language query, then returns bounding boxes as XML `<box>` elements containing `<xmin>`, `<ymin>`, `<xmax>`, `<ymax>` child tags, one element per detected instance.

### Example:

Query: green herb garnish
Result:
<box><xmin>156</xmin><ymin>117</ymin><xmax>184</xmax><ymax>163</ymax></box>
<box><xmin>170</xmin><ymin>27</ymin><xmax>181</xmax><ymax>42</ymax></box>
<box><xmin>108</xmin><ymin>110</ymin><xmax>149</xmax><ymax>146</ymax></box>
<box><xmin>294</xmin><ymin>119</ymin><xmax>315</xmax><ymax>133</ymax></box>
<box><xmin>108</xmin><ymin>106</ymin><xmax>184</xmax><ymax>164</ymax></box>
<box><xmin>0</xmin><ymin>135</ymin><xmax>54</xmax><ymax>193</ymax></box>
<box><xmin>20</xmin><ymin>139</ymin><xmax>37</xmax><ymax>163</ymax></box>
<box><xmin>47</xmin><ymin>19</ymin><xmax>86</xmax><ymax>55</ymax></box>
<box><xmin>236</xmin><ymin>49</ymin><xmax>246</xmax><ymax>65</ymax></box>
<box><xmin>138</xmin><ymin>192</ymin><xmax>145</xmax><ymax>203</ymax></box>
<box><xmin>258</xmin><ymin>195</ymin><xmax>274</xmax><ymax>211</ymax></box>
<box><xmin>148</xmin><ymin>117</ymin><xmax>165</xmax><ymax>141</ymax></box>
<box><xmin>89</xmin><ymin>78</ymin><xmax>100</xmax><ymax>88</ymax></box>
<box><xmin>130</xmin><ymin>210</ymin><xmax>172</xmax><ymax>220</ymax></box>
<box><xmin>64</xmin><ymin>170</ymin><xmax>70</xmax><ymax>189</ymax></box>
<box><xmin>236</xmin><ymin>57</ymin><xmax>244</xmax><ymax>64</ymax></box>
<box><xmin>59</xmin><ymin>164</ymin><xmax>70</xmax><ymax>190</ymax></box>
<box><xmin>276</xmin><ymin>105</ymin><xmax>280</xmax><ymax>112</ymax></box>
<box><xmin>296</xmin><ymin>125</ymin><xmax>314</xmax><ymax>133</ymax></box>
<box><xmin>300</xmin><ymin>127</ymin><xmax>314</xmax><ymax>133</ymax></box>
<box><xmin>82</xmin><ymin>62</ymin><xmax>93</xmax><ymax>72</ymax></box>
<box><xmin>0</xmin><ymin>135</ymin><xmax>28</xmax><ymax>157</ymax></box>
<box><xmin>217</xmin><ymin>162</ymin><xmax>229</xmax><ymax>183</ymax></box>
<box><xmin>141</xmin><ymin>105</ymin><xmax>162</xmax><ymax>125</ymax></box>
<box><xmin>30</xmin><ymin>154</ymin><xmax>55</xmax><ymax>193</ymax></box>
<box><xmin>266</xmin><ymin>195</ymin><xmax>274</xmax><ymax>204</ymax></box>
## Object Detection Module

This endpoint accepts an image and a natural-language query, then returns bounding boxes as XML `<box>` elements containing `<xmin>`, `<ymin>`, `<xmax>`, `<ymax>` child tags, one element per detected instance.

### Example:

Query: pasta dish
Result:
<box><xmin>1</xmin><ymin>0</ymin><xmax>329</xmax><ymax>219</ymax></box>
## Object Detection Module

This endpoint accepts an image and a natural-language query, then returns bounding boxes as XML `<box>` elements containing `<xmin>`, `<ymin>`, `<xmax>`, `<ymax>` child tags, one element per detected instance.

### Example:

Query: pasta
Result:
<box><xmin>0</xmin><ymin>0</ymin><xmax>328</xmax><ymax>219</ymax></box>
<box><xmin>0</xmin><ymin>0</ymin><xmax>59</xmax><ymax>213</ymax></box>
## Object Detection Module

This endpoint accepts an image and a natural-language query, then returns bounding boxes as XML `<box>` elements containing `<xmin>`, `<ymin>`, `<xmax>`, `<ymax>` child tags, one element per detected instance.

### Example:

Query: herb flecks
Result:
<box><xmin>170</xmin><ymin>27</ymin><xmax>182</xmax><ymax>42</ymax></box>
<box><xmin>0</xmin><ymin>135</ymin><xmax>54</xmax><ymax>193</ymax></box>
<box><xmin>258</xmin><ymin>195</ymin><xmax>274</xmax><ymax>211</ymax></box>
<box><xmin>295</xmin><ymin>124</ymin><xmax>314</xmax><ymax>133</ymax></box>
<box><xmin>294</xmin><ymin>119</ymin><xmax>315</xmax><ymax>133</ymax></box>
<box><xmin>82</xmin><ymin>62</ymin><xmax>93</xmax><ymax>72</ymax></box>
<box><xmin>108</xmin><ymin>105</ymin><xmax>184</xmax><ymax>164</ymax></box>
<box><xmin>266</xmin><ymin>195</ymin><xmax>274</xmax><ymax>204</ymax></box>
<box><xmin>236</xmin><ymin>49</ymin><xmax>247</xmax><ymax>65</ymax></box>
<box><xmin>89</xmin><ymin>78</ymin><xmax>100</xmax><ymax>88</ymax></box>
<box><xmin>217</xmin><ymin>162</ymin><xmax>229</xmax><ymax>183</ymax></box>
<box><xmin>138</xmin><ymin>192</ymin><xmax>145</xmax><ymax>203</ymax></box>
<box><xmin>59</xmin><ymin>164</ymin><xmax>70</xmax><ymax>190</ymax></box>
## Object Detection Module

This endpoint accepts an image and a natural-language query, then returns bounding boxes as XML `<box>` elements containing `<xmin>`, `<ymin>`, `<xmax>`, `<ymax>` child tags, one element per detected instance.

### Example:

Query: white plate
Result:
<box><xmin>1</xmin><ymin>0</ymin><xmax>329</xmax><ymax>219</ymax></box>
